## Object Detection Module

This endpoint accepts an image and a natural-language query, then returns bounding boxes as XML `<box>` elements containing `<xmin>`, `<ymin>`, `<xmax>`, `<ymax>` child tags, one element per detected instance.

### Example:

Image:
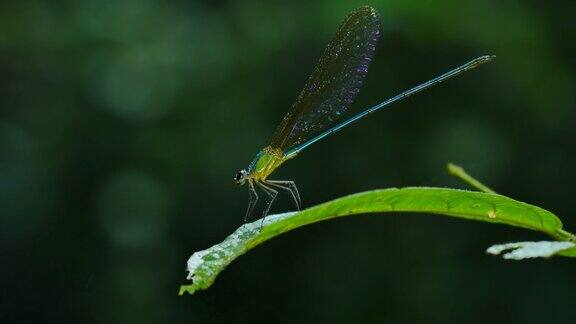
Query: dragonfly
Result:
<box><xmin>234</xmin><ymin>6</ymin><xmax>494</xmax><ymax>222</ymax></box>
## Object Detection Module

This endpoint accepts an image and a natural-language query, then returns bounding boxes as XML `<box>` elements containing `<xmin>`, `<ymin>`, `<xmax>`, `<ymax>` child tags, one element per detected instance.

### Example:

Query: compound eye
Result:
<box><xmin>234</xmin><ymin>172</ymin><xmax>243</xmax><ymax>182</ymax></box>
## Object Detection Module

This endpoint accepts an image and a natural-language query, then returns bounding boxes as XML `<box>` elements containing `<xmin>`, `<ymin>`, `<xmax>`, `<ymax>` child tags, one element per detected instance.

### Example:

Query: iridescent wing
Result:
<box><xmin>269</xmin><ymin>6</ymin><xmax>381</xmax><ymax>151</ymax></box>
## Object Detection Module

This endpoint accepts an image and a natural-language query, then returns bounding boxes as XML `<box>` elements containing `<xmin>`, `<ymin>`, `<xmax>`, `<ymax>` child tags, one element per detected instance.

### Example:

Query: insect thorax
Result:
<box><xmin>248</xmin><ymin>146</ymin><xmax>285</xmax><ymax>180</ymax></box>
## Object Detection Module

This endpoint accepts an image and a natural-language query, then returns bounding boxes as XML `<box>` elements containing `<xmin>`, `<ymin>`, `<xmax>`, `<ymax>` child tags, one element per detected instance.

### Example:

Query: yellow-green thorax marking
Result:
<box><xmin>247</xmin><ymin>146</ymin><xmax>288</xmax><ymax>180</ymax></box>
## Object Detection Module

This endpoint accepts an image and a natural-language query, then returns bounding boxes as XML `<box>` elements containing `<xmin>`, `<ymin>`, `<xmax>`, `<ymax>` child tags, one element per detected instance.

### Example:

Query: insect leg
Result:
<box><xmin>266</xmin><ymin>180</ymin><xmax>301</xmax><ymax>210</ymax></box>
<box><xmin>245</xmin><ymin>179</ymin><xmax>259</xmax><ymax>222</ymax></box>
<box><xmin>256</xmin><ymin>181</ymin><xmax>278</xmax><ymax>228</ymax></box>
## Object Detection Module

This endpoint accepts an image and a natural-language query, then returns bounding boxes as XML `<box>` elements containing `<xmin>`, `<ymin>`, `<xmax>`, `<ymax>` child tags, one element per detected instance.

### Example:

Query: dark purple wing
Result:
<box><xmin>269</xmin><ymin>6</ymin><xmax>381</xmax><ymax>150</ymax></box>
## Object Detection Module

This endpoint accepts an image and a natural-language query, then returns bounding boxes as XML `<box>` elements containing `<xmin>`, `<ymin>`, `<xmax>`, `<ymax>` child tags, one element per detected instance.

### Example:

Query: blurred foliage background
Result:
<box><xmin>1</xmin><ymin>0</ymin><xmax>575</xmax><ymax>322</ymax></box>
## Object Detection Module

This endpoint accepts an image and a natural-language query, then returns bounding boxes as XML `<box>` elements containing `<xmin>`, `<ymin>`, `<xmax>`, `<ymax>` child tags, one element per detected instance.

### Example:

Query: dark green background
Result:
<box><xmin>1</xmin><ymin>0</ymin><xmax>575</xmax><ymax>323</ymax></box>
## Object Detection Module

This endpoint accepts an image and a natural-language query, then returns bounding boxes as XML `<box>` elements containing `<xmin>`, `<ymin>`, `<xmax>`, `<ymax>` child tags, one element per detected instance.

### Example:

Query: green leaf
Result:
<box><xmin>179</xmin><ymin>187</ymin><xmax>570</xmax><ymax>296</ymax></box>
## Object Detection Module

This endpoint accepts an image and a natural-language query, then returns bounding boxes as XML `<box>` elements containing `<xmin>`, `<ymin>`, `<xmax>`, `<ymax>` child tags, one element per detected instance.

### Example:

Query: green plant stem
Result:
<box><xmin>447</xmin><ymin>163</ymin><xmax>496</xmax><ymax>194</ymax></box>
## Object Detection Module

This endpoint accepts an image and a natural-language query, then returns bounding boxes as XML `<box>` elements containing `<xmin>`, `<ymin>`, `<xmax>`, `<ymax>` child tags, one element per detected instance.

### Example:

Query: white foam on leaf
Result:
<box><xmin>486</xmin><ymin>241</ymin><xmax>575</xmax><ymax>260</ymax></box>
<box><xmin>184</xmin><ymin>211</ymin><xmax>298</xmax><ymax>282</ymax></box>
<box><xmin>186</xmin><ymin>250</ymin><xmax>209</xmax><ymax>280</ymax></box>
